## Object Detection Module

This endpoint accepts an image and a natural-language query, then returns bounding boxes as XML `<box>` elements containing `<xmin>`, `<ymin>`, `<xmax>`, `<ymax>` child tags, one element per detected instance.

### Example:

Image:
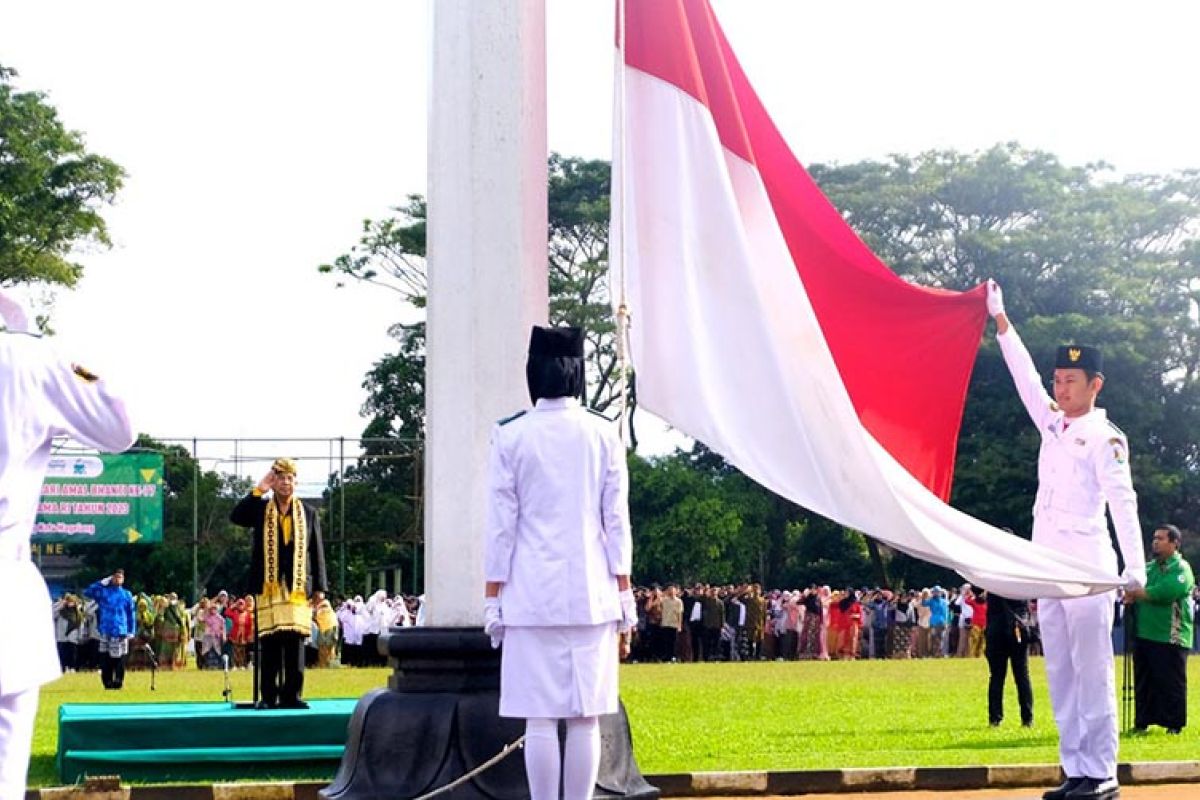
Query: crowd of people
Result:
<box><xmin>45</xmin><ymin>577</ymin><xmax>1200</xmax><ymax>677</ymax></box>
<box><xmin>50</xmin><ymin>582</ymin><xmax>420</xmax><ymax>675</ymax></box>
<box><xmin>626</xmin><ymin>582</ymin><xmax>1200</xmax><ymax>665</ymax></box>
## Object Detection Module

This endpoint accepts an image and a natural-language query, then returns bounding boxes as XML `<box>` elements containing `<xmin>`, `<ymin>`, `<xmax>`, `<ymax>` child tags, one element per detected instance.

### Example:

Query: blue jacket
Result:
<box><xmin>924</xmin><ymin>596</ymin><xmax>949</xmax><ymax>627</ymax></box>
<box><xmin>83</xmin><ymin>579</ymin><xmax>136</xmax><ymax>638</ymax></box>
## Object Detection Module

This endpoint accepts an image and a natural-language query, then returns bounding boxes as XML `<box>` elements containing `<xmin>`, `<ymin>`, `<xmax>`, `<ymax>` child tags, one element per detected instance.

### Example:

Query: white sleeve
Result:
<box><xmin>600</xmin><ymin>428</ymin><xmax>633</xmax><ymax>575</ymax></box>
<box><xmin>40</xmin><ymin>351</ymin><xmax>135</xmax><ymax>453</ymax></box>
<box><xmin>1095</xmin><ymin>432</ymin><xmax>1146</xmax><ymax>587</ymax></box>
<box><xmin>483</xmin><ymin>427</ymin><xmax>518</xmax><ymax>583</ymax></box>
<box><xmin>996</xmin><ymin>325</ymin><xmax>1058</xmax><ymax>433</ymax></box>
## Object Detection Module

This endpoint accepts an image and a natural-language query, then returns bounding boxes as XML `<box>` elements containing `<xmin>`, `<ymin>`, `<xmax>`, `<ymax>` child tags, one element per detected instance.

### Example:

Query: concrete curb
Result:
<box><xmin>26</xmin><ymin>762</ymin><xmax>1200</xmax><ymax>798</ymax></box>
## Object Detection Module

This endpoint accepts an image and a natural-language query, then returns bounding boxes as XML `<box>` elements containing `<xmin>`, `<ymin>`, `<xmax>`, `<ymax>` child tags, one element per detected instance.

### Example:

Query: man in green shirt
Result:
<box><xmin>1123</xmin><ymin>524</ymin><xmax>1195</xmax><ymax>734</ymax></box>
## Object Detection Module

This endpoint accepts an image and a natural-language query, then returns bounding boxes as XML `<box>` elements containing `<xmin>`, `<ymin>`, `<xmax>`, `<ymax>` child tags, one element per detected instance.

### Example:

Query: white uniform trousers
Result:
<box><xmin>1040</xmin><ymin>591</ymin><xmax>1117</xmax><ymax>780</ymax></box>
<box><xmin>0</xmin><ymin>687</ymin><xmax>38</xmax><ymax>800</ymax></box>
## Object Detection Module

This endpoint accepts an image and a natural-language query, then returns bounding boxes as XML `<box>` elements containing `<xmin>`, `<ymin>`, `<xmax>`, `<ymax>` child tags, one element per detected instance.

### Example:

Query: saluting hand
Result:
<box><xmin>256</xmin><ymin>470</ymin><xmax>276</xmax><ymax>494</ymax></box>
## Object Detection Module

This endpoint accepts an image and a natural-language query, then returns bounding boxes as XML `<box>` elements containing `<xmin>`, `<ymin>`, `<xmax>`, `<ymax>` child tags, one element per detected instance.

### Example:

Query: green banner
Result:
<box><xmin>33</xmin><ymin>452</ymin><xmax>164</xmax><ymax>544</ymax></box>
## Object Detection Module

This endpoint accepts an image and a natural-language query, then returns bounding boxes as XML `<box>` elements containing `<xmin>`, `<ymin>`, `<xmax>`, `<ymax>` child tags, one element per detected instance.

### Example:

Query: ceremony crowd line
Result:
<box><xmin>624</xmin><ymin>582</ymin><xmax>1200</xmax><ymax>664</ymax></box>
<box><xmin>49</xmin><ymin>585</ymin><xmax>420</xmax><ymax>674</ymax></box>
<box><xmin>50</xmin><ymin>578</ymin><xmax>1200</xmax><ymax>674</ymax></box>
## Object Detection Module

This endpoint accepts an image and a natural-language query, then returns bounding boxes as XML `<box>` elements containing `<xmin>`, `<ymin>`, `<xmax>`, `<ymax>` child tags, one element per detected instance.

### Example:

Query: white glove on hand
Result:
<box><xmin>1121</xmin><ymin>568</ymin><xmax>1146</xmax><ymax>591</ymax></box>
<box><xmin>483</xmin><ymin>597</ymin><xmax>504</xmax><ymax>648</ymax></box>
<box><xmin>618</xmin><ymin>589</ymin><xmax>637</xmax><ymax>634</ymax></box>
<box><xmin>986</xmin><ymin>279</ymin><xmax>1005</xmax><ymax>317</ymax></box>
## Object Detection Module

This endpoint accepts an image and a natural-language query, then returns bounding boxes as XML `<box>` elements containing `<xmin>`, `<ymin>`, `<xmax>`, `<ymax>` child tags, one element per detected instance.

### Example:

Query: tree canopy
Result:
<box><xmin>0</xmin><ymin>65</ymin><xmax>124</xmax><ymax>297</ymax></box>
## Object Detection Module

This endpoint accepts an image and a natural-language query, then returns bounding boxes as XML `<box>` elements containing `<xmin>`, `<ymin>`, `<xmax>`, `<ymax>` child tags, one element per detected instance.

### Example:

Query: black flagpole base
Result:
<box><xmin>321</xmin><ymin>627</ymin><xmax>658</xmax><ymax>800</ymax></box>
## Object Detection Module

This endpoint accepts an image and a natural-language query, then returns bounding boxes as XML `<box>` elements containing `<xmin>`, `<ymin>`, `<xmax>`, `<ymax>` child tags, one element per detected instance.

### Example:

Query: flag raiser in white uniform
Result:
<box><xmin>0</xmin><ymin>289</ymin><xmax>135</xmax><ymax>797</ymax></box>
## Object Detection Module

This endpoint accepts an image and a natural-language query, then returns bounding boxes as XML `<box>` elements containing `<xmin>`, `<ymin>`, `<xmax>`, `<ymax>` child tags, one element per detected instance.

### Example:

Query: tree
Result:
<box><xmin>319</xmin><ymin>154</ymin><xmax>623</xmax><ymax>412</ymax></box>
<box><xmin>0</xmin><ymin>65</ymin><xmax>124</xmax><ymax>297</ymax></box>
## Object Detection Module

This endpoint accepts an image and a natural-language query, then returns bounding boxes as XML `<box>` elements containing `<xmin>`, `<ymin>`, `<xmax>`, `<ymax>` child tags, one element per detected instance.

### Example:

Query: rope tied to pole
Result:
<box><xmin>410</xmin><ymin>735</ymin><xmax>526</xmax><ymax>800</ymax></box>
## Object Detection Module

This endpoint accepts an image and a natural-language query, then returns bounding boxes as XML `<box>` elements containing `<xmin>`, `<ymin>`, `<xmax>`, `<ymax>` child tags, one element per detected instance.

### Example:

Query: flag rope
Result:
<box><xmin>614</xmin><ymin>0</ymin><xmax>633</xmax><ymax>446</ymax></box>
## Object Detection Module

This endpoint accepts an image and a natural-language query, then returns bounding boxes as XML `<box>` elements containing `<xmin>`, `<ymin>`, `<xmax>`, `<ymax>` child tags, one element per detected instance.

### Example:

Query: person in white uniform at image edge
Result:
<box><xmin>483</xmin><ymin>325</ymin><xmax>636</xmax><ymax>800</ymax></box>
<box><xmin>988</xmin><ymin>281</ymin><xmax>1145</xmax><ymax>800</ymax></box>
<box><xmin>0</xmin><ymin>290</ymin><xmax>135</xmax><ymax>799</ymax></box>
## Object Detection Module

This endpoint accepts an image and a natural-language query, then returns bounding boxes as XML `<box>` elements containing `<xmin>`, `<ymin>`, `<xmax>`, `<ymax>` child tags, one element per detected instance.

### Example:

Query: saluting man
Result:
<box><xmin>988</xmin><ymin>281</ymin><xmax>1145</xmax><ymax>800</ymax></box>
<box><xmin>0</xmin><ymin>290</ymin><xmax>135</xmax><ymax>799</ymax></box>
<box><xmin>483</xmin><ymin>326</ymin><xmax>636</xmax><ymax>800</ymax></box>
<box><xmin>231</xmin><ymin>458</ymin><xmax>327</xmax><ymax>709</ymax></box>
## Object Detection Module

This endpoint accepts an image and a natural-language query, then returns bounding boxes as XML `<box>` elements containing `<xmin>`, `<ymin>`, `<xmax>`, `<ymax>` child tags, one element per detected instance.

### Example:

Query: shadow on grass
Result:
<box><xmin>27</xmin><ymin>754</ymin><xmax>59</xmax><ymax>787</ymax></box>
<box><xmin>935</xmin><ymin>735</ymin><xmax>1055</xmax><ymax>751</ymax></box>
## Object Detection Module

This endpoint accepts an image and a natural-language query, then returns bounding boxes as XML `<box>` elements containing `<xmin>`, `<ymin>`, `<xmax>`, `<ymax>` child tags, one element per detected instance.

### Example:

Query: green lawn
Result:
<box><xmin>29</xmin><ymin>656</ymin><xmax>1200</xmax><ymax>787</ymax></box>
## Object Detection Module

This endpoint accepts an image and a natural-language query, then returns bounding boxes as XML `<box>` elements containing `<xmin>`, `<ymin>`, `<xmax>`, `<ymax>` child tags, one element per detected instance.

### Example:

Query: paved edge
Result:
<box><xmin>26</xmin><ymin>762</ymin><xmax>1200</xmax><ymax>799</ymax></box>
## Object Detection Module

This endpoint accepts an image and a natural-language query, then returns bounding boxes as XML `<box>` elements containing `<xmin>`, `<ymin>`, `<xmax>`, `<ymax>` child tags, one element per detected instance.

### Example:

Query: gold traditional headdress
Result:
<box><xmin>271</xmin><ymin>458</ymin><xmax>298</xmax><ymax>476</ymax></box>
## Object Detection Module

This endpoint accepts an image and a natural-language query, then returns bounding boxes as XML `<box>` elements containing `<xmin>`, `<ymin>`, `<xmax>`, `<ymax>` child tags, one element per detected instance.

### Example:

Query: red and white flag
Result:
<box><xmin>610</xmin><ymin>0</ymin><xmax>1118</xmax><ymax>598</ymax></box>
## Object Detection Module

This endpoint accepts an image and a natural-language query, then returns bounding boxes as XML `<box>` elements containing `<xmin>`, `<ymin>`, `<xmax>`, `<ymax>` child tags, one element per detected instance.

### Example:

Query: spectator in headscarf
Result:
<box><xmin>53</xmin><ymin>595</ymin><xmax>85</xmax><ymax>672</ymax></box>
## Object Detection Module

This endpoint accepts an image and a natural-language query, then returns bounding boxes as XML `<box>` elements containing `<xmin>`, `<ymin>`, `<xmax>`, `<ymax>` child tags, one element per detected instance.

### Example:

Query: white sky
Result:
<box><xmin>2</xmin><ymin>1</ymin><xmax>1197</xmax><ymax>493</ymax></box>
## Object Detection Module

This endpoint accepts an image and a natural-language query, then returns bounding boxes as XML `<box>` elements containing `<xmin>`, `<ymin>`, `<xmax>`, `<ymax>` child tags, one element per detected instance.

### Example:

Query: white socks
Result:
<box><xmin>524</xmin><ymin>718</ymin><xmax>560</xmax><ymax>800</ymax></box>
<box><xmin>563</xmin><ymin>716</ymin><xmax>601</xmax><ymax>800</ymax></box>
<box><xmin>524</xmin><ymin>716</ymin><xmax>601</xmax><ymax>800</ymax></box>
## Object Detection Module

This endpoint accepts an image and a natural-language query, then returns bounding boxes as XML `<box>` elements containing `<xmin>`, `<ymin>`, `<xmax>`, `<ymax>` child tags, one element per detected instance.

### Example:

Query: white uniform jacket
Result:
<box><xmin>0</xmin><ymin>333</ymin><xmax>135</xmax><ymax>696</ymax></box>
<box><xmin>484</xmin><ymin>397</ymin><xmax>632</xmax><ymax>627</ymax></box>
<box><xmin>997</xmin><ymin>327</ymin><xmax>1146</xmax><ymax>585</ymax></box>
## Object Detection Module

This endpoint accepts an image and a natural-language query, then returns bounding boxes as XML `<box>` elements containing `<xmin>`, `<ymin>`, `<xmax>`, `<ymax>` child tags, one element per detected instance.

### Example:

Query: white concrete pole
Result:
<box><xmin>424</xmin><ymin>0</ymin><xmax>548</xmax><ymax>627</ymax></box>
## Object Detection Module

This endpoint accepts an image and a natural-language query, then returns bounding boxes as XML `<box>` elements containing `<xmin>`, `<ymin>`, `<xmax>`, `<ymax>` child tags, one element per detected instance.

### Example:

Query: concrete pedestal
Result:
<box><xmin>321</xmin><ymin>628</ymin><xmax>659</xmax><ymax>800</ymax></box>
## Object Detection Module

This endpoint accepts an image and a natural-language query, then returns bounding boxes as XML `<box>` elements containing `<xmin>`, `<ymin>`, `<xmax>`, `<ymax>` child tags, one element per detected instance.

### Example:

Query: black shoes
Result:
<box><xmin>278</xmin><ymin>698</ymin><xmax>310</xmax><ymax>710</ymax></box>
<box><xmin>255</xmin><ymin>699</ymin><xmax>276</xmax><ymax>710</ymax></box>
<box><xmin>1064</xmin><ymin>777</ymin><xmax>1119</xmax><ymax>800</ymax></box>
<box><xmin>1043</xmin><ymin>777</ymin><xmax>1084</xmax><ymax>800</ymax></box>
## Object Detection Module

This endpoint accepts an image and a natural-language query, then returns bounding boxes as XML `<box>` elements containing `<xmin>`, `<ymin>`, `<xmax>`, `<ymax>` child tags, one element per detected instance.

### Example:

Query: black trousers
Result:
<box><xmin>260</xmin><ymin>631</ymin><xmax>305</xmax><ymax>706</ymax></box>
<box><xmin>659</xmin><ymin>627</ymin><xmax>678</xmax><ymax>661</ymax></box>
<box><xmin>361</xmin><ymin>633</ymin><xmax>382</xmax><ymax>667</ymax></box>
<box><xmin>688</xmin><ymin>622</ymin><xmax>706</xmax><ymax>661</ymax></box>
<box><xmin>100</xmin><ymin>654</ymin><xmax>126</xmax><ymax>689</ymax></box>
<box><xmin>57</xmin><ymin>642</ymin><xmax>78</xmax><ymax>671</ymax></box>
<box><xmin>985</xmin><ymin>635</ymin><xmax>1033</xmax><ymax>724</ymax></box>
<box><xmin>702</xmin><ymin>627</ymin><xmax>721</xmax><ymax>661</ymax></box>
<box><xmin>1134</xmin><ymin>638</ymin><xmax>1188</xmax><ymax>731</ymax></box>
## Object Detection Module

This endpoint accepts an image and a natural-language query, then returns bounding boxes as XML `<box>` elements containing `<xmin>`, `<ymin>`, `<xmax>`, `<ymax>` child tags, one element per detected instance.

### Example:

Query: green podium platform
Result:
<box><xmin>57</xmin><ymin>699</ymin><xmax>356</xmax><ymax>784</ymax></box>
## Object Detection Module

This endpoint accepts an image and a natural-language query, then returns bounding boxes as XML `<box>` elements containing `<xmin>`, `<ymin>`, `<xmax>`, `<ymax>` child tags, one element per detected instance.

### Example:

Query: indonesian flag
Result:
<box><xmin>611</xmin><ymin>0</ymin><xmax>1119</xmax><ymax>598</ymax></box>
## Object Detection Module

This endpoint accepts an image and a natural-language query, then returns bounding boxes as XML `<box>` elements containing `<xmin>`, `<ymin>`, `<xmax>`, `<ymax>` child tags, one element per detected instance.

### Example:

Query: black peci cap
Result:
<box><xmin>1055</xmin><ymin>344</ymin><xmax>1103</xmax><ymax>374</ymax></box>
<box><xmin>528</xmin><ymin>326</ymin><xmax>584</xmax><ymax>358</ymax></box>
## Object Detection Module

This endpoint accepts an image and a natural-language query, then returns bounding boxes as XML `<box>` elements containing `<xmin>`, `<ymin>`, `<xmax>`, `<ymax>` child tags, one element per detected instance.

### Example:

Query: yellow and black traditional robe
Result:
<box><xmin>230</xmin><ymin>490</ymin><xmax>327</xmax><ymax>637</ymax></box>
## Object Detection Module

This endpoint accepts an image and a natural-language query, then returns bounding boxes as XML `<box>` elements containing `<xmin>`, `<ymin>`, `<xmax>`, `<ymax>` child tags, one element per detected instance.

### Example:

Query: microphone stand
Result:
<box><xmin>1121</xmin><ymin>601</ymin><xmax>1136</xmax><ymax>734</ymax></box>
<box><xmin>222</xmin><ymin>654</ymin><xmax>233</xmax><ymax>706</ymax></box>
<box><xmin>251</xmin><ymin>597</ymin><xmax>263</xmax><ymax>709</ymax></box>
<box><xmin>142</xmin><ymin>643</ymin><xmax>158</xmax><ymax>692</ymax></box>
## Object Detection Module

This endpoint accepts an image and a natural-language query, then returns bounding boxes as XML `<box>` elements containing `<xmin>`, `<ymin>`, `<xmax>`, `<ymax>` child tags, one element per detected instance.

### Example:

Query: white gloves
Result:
<box><xmin>1121</xmin><ymin>568</ymin><xmax>1146</xmax><ymax>591</ymax></box>
<box><xmin>618</xmin><ymin>589</ymin><xmax>638</xmax><ymax>634</ymax></box>
<box><xmin>483</xmin><ymin>597</ymin><xmax>504</xmax><ymax>648</ymax></box>
<box><xmin>986</xmin><ymin>279</ymin><xmax>1005</xmax><ymax>317</ymax></box>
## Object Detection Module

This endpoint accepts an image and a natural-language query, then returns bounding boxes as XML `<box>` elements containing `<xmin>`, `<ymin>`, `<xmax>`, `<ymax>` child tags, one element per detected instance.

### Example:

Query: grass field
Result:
<box><xmin>28</xmin><ymin>656</ymin><xmax>1200</xmax><ymax>787</ymax></box>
